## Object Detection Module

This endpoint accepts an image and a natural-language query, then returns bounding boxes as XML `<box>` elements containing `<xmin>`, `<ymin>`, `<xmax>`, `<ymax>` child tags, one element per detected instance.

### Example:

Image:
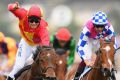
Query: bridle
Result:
<box><xmin>89</xmin><ymin>42</ymin><xmax>118</xmax><ymax>80</ymax></box>
<box><xmin>32</xmin><ymin>48</ymin><xmax>57</xmax><ymax>80</ymax></box>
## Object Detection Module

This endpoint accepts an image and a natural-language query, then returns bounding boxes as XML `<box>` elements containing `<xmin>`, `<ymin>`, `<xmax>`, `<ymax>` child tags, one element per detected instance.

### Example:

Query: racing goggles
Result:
<box><xmin>28</xmin><ymin>16</ymin><xmax>40</xmax><ymax>23</ymax></box>
<box><xmin>94</xmin><ymin>24</ymin><xmax>106</xmax><ymax>28</ymax></box>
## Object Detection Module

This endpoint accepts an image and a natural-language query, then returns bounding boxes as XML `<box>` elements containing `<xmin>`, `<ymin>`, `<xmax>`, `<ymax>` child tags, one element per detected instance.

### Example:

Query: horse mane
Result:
<box><xmin>33</xmin><ymin>46</ymin><xmax>53</xmax><ymax>60</ymax></box>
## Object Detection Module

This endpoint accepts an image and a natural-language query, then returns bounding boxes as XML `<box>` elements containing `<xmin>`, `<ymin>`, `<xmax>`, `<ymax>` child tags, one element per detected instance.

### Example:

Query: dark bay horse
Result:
<box><xmin>15</xmin><ymin>46</ymin><xmax>58</xmax><ymax>80</ymax></box>
<box><xmin>66</xmin><ymin>38</ymin><xmax>117</xmax><ymax>80</ymax></box>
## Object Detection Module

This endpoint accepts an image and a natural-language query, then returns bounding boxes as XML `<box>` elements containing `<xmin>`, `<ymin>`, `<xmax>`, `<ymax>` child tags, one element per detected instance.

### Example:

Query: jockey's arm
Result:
<box><xmin>105</xmin><ymin>25</ymin><xmax>115</xmax><ymax>40</ymax></box>
<box><xmin>39</xmin><ymin>24</ymin><xmax>50</xmax><ymax>47</ymax></box>
<box><xmin>8</xmin><ymin>2</ymin><xmax>27</xmax><ymax>19</ymax></box>
<box><xmin>67</xmin><ymin>38</ymin><xmax>76</xmax><ymax>66</ymax></box>
<box><xmin>77</xmin><ymin>27</ymin><xmax>94</xmax><ymax>66</ymax></box>
<box><xmin>50</xmin><ymin>35</ymin><xmax>54</xmax><ymax>47</ymax></box>
<box><xmin>105</xmin><ymin>25</ymin><xmax>116</xmax><ymax>48</ymax></box>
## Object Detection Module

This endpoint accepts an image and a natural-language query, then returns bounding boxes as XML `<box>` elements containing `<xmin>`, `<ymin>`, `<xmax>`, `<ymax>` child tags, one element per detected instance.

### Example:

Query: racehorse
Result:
<box><xmin>15</xmin><ymin>46</ymin><xmax>57</xmax><ymax>80</ymax></box>
<box><xmin>66</xmin><ymin>38</ymin><xmax>117</xmax><ymax>80</ymax></box>
<box><xmin>0</xmin><ymin>75</ymin><xmax>6</xmax><ymax>80</ymax></box>
<box><xmin>55</xmin><ymin>48</ymin><xmax>69</xmax><ymax>80</ymax></box>
<box><xmin>65</xmin><ymin>62</ymin><xmax>79</xmax><ymax>80</ymax></box>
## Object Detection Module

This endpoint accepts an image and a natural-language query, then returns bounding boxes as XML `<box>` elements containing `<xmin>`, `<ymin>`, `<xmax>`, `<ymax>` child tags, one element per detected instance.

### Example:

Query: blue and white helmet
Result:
<box><xmin>92</xmin><ymin>11</ymin><xmax>108</xmax><ymax>25</ymax></box>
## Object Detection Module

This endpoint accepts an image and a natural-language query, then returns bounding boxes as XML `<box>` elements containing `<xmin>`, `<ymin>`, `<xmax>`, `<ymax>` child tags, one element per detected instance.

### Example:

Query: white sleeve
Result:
<box><xmin>77</xmin><ymin>26</ymin><xmax>90</xmax><ymax>59</ymax></box>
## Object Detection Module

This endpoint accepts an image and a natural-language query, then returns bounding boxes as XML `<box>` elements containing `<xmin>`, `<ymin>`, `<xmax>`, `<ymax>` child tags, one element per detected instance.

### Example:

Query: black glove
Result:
<box><xmin>32</xmin><ymin>45</ymin><xmax>41</xmax><ymax>60</ymax></box>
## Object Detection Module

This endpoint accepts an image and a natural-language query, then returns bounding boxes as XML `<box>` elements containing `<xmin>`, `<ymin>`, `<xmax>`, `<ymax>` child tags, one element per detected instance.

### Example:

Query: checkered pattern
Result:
<box><xmin>77</xmin><ymin>27</ymin><xmax>90</xmax><ymax>57</ymax></box>
<box><xmin>77</xmin><ymin>25</ymin><xmax>115</xmax><ymax>60</ymax></box>
<box><xmin>92</xmin><ymin>11</ymin><xmax>108</xmax><ymax>25</ymax></box>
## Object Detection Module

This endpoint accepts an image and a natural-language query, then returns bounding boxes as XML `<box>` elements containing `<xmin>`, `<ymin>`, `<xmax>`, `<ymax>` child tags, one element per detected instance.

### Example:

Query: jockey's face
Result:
<box><xmin>94</xmin><ymin>24</ymin><xmax>105</xmax><ymax>33</ymax></box>
<box><xmin>58</xmin><ymin>40</ymin><xmax>67</xmax><ymax>48</ymax></box>
<box><xmin>28</xmin><ymin>16</ymin><xmax>40</xmax><ymax>28</ymax></box>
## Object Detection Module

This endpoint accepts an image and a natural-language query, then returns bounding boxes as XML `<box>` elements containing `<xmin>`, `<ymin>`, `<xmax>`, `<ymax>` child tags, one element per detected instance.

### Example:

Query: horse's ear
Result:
<box><xmin>111</xmin><ymin>36</ymin><xmax>115</xmax><ymax>44</ymax></box>
<box><xmin>99</xmin><ymin>38</ymin><xmax>104</xmax><ymax>45</ymax></box>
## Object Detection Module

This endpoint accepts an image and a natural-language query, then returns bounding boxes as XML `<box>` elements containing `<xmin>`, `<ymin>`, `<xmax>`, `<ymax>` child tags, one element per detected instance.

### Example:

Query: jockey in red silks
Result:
<box><xmin>50</xmin><ymin>27</ymin><xmax>76</xmax><ymax>69</ymax></box>
<box><xmin>7</xmin><ymin>2</ymin><xmax>50</xmax><ymax>80</ymax></box>
<box><xmin>74</xmin><ymin>11</ymin><xmax>117</xmax><ymax>80</ymax></box>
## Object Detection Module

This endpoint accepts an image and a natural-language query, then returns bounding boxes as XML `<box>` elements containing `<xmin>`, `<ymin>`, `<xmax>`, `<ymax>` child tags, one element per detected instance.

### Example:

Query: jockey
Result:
<box><xmin>50</xmin><ymin>27</ymin><xmax>76</xmax><ymax>68</ymax></box>
<box><xmin>7</xmin><ymin>2</ymin><xmax>50</xmax><ymax>80</ymax></box>
<box><xmin>0</xmin><ymin>32</ymin><xmax>17</xmax><ymax>71</ymax></box>
<box><xmin>74</xmin><ymin>11</ymin><xmax>116</xmax><ymax>80</ymax></box>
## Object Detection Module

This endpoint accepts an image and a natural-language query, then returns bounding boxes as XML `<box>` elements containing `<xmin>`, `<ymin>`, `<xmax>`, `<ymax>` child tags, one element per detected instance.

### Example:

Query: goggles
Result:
<box><xmin>94</xmin><ymin>24</ymin><xmax>106</xmax><ymax>28</ymax></box>
<box><xmin>28</xmin><ymin>16</ymin><xmax>40</xmax><ymax>23</ymax></box>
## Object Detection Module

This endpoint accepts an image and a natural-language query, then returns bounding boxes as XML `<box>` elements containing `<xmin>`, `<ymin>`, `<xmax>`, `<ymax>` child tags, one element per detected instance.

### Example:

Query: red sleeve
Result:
<box><xmin>8</xmin><ymin>3</ymin><xmax>27</xmax><ymax>19</ymax></box>
<box><xmin>39</xmin><ymin>27</ymin><xmax>50</xmax><ymax>46</ymax></box>
<box><xmin>39</xmin><ymin>20</ymin><xmax>50</xmax><ymax>46</ymax></box>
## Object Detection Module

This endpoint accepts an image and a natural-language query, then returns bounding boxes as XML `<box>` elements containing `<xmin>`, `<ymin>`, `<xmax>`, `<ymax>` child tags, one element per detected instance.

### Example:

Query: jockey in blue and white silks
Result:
<box><xmin>74</xmin><ymin>11</ymin><xmax>117</xmax><ymax>80</ymax></box>
<box><xmin>77</xmin><ymin>19</ymin><xmax>116</xmax><ymax>60</ymax></box>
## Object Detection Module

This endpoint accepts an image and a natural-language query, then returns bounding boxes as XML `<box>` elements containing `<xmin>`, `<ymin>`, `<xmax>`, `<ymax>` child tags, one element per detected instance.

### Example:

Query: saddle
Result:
<box><xmin>14</xmin><ymin>65</ymin><xmax>31</xmax><ymax>79</ymax></box>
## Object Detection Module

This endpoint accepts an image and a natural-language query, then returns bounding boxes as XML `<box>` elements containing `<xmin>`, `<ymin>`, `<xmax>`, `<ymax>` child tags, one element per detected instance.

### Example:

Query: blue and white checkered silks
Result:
<box><xmin>77</xmin><ymin>25</ymin><xmax>116</xmax><ymax>60</ymax></box>
<box><xmin>92</xmin><ymin>11</ymin><xmax>108</xmax><ymax>25</ymax></box>
<box><xmin>77</xmin><ymin>27</ymin><xmax>92</xmax><ymax>60</ymax></box>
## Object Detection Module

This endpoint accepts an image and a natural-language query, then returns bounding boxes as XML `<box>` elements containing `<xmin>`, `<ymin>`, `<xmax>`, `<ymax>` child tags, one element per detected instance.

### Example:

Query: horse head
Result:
<box><xmin>31</xmin><ymin>46</ymin><xmax>57</xmax><ymax>80</ymax></box>
<box><xmin>55</xmin><ymin>48</ymin><xmax>68</xmax><ymax>80</ymax></box>
<box><xmin>97</xmin><ymin>38</ymin><xmax>116</xmax><ymax>79</ymax></box>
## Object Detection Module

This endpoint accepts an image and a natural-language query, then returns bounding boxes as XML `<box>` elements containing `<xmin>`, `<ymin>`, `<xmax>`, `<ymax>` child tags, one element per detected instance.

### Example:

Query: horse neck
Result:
<box><xmin>86</xmin><ymin>52</ymin><xmax>107</xmax><ymax>80</ymax></box>
<box><xmin>31</xmin><ymin>62</ymin><xmax>42</xmax><ymax>77</ymax></box>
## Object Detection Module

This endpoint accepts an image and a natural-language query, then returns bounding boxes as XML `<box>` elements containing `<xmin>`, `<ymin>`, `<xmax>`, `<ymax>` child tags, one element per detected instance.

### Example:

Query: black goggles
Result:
<box><xmin>28</xmin><ymin>16</ymin><xmax>40</xmax><ymax>23</ymax></box>
<box><xmin>94</xmin><ymin>24</ymin><xmax>105</xmax><ymax>28</ymax></box>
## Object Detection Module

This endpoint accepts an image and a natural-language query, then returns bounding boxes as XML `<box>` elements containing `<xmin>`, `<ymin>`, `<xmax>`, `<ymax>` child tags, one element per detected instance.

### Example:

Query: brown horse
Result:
<box><xmin>0</xmin><ymin>75</ymin><xmax>6</xmax><ymax>80</ymax></box>
<box><xmin>80</xmin><ymin>39</ymin><xmax>117</xmax><ymax>80</ymax></box>
<box><xmin>66</xmin><ymin>38</ymin><xmax>117</xmax><ymax>80</ymax></box>
<box><xmin>55</xmin><ymin>49</ymin><xmax>69</xmax><ymax>80</ymax></box>
<box><xmin>65</xmin><ymin>62</ymin><xmax>80</xmax><ymax>80</ymax></box>
<box><xmin>14</xmin><ymin>46</ymin><xmax>58</xmax><ymax>80</ymax></box>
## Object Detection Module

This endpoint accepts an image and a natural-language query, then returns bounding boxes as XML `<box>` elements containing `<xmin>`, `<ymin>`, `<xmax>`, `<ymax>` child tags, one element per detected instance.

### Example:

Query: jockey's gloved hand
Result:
<box><xmin>32</xmin><ymin>45</ymin><xmax>41</xmax><ymax>60</ymax></box>
<box><xmin>84</xmin><ymin>59</ymin><xmax>94</xmax><ymax>67</ymax></box>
